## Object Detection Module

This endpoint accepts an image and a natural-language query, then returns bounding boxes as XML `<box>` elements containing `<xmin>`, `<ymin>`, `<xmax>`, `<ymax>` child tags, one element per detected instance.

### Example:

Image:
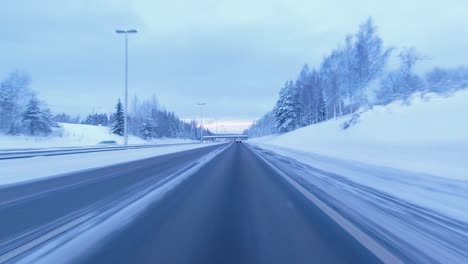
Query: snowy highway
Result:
<box><xmin>0</xmin><ymin>143</ymin><xmax>466</xmax><ymax>263</ymax></box>
<box><xmin>0</xmin><ymin>143</ymin><xmax>380</xmax><ymax>263</ymax></box>
<box><xmin>2</xmin><ymin>2</ymin><xmax>468</xmax><ymax>263</ymax></box>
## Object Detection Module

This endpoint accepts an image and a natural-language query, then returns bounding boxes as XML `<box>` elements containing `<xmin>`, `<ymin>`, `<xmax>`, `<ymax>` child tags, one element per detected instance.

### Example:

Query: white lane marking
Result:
<box><xmin>247</xmin><ymin>144</ymin><xmax>403</xmax><ymax>264</ymax></box>
<box><xmin>0</xmin><ymin>214</ymin><xmax>92</xmax><ymax>263</ymax></box>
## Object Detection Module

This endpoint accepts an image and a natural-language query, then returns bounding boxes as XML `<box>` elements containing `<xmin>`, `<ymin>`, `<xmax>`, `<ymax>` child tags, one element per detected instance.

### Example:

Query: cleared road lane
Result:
<box><xmin>82</xmin><ymin>143</ymin><xmax>379</xmax><ymax>264</ymax></box>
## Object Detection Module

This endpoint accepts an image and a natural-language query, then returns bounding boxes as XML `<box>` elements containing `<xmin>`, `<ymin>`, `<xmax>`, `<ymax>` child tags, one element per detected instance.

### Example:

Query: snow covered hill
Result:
<box><xmin>250</xmin><ymin>89</ymin><xmax>468</xmax><ymax>180</ymax></box>
<box><xmin>0</xmin><ymin>123</ymin><xmax>196</xmax><ymax>149</ymax></box>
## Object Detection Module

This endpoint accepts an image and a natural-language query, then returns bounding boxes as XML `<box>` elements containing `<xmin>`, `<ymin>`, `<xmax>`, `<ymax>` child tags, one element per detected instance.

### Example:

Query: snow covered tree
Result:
<box><xmin>425</xmin><ymin>66</ymin><xmax>468</xmax><ymax>93</ymax></box>
<box><xmin>139</xmin><ymin>116</ymin><xmax>155</xmax><ymax>139</ymax></box>
<box><xmin>125</xmin><ymin>94</ymin><xmax>207</xmax><ymax>140</ymax></box>
<box><xmin>311</xmin><ymin>71</ymin><xmax>327</xmax><ymax>123</ymax></box>
<box><xmin>376</xmin><ymin>48</ymin><xmax>424</xmax><ymax>104</ymax></box>
<box><xmin>20</xmin><ymin>96</ymin><xmax>41</xmax><ymax>135</ymax></box>
<box><xmin>274</xmin><ymin>81</ymin><xmax>299</xmax><ymax>133</ymax></box>
<box><xmin>41</xmin><ymin>107</ymin><xmax>58</xmax><ymax>130</ymax></box>
<box><xmin>53</xmin><ymin>113</ymin><xmax>79</xmax><ymax>123</ymax></box>
<box><xmin>340</xmin><ymin>35</ymin><xmax>360</xmax><ymax>114</ymax></box>
<box><xmin>304</xmin><ymin>69</ymin><xmax>327</xmax><ymax>124</ymax></box>
<box><xmin>353</xmin><ymin>17</ymin><xmax>392</xmax><ymax>105</ymax></box>
<box><xmin>295</xmin><ymin>64</ymin><xmax>310</xmax><ymax>127</ymax></box>
<box><xmin>0</xmin><ymin>71</ymin><xmax>32</xmax><ymax>133</ymax></box>
<box><xmin>246</xmin><ymin>111</ymin><xmax>277</xmax><ymax>137</ymax></box>
<box><xmin>112</xmin><ymin>99</ymin><xmax>125</xmax><ymax>136</ymax></box>
<box><xmin>20</xmin><ymin>96</ymin><xmax>57</xmax><ymax>136</ymax></box>
<box><xmin>321</xmin><ymin>50</ymin><xmax>344</xmax><ymax>119</ymax></box>
<box><xmin>83</xmin><ymin>113</ymin><xmax>108</xmax><ymax>126</ymax></box>
<box><xmin>316</xmin><ymin>90</ymin><xmax>327</xmax><ymax>123</ymax></box>
<box><xmin>247</xmin><ymin>17</ymin><xmax>468</xmax><ymax>138</ymax></box>
<box><xmin>397</xmin><ymin>48</ymin><xmax>425</xmax><ymax>94</ymax></box>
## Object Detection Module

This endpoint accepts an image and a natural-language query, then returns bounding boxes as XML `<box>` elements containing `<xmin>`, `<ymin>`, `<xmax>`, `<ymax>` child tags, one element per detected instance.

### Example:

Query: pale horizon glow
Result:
<box><xmin>181</xmin><ymin>118</ymin><xmax>253</xmax><ymax>134</ymax></box>
<box><xmin>203</xmin><ymin>120</ymin><xmax>253</xmax><ymax>134</ymax></box>
<box><xmin>1</xmin><ymin>0</ymin><xmax>468</xmax><ymax>133</ymax></box>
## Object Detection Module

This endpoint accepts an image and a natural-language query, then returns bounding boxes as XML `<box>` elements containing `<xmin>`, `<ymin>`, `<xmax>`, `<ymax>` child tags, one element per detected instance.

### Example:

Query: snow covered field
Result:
<box><xmin>250</xmin><ymin>89</ymin><xmax>468</xmax><ymax>180</ymax></box>
<box><xmin>0</xmin><ymin>143</ymin><xmax>223</xmax><ymax>186</ymax></box>
<box><xmin>0</xmin><ymin>123</ymin><xmax>197</xmax><ymax>150</ymax></box>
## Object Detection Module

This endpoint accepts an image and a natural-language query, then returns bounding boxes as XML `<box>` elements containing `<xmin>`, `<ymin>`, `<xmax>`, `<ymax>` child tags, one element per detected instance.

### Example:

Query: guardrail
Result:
<box><xmin>0</xmin><ymin>143</ymin><xmax>199</xmax><ymax>160</ymax></box>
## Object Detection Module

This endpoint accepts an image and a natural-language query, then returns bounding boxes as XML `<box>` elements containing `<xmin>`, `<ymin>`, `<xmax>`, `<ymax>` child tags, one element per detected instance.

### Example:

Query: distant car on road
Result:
<box><xmin>234</xmin><ymin>138</ymin><xmax>242</xmax><ymax>143</ymax></box>
<box><xmin>97</xmin><ymin>140</ymin><xmax>118</xmax><ymax>146</ymax></box>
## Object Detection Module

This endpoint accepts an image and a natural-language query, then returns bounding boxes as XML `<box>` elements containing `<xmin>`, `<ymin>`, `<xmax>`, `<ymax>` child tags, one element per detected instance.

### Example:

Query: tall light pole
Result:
<box><xmin>115</xmin><ymin>29</ymin><xmax>137</xmax><ymax>145</ymax></box>
<box><xmin>197</xmin><ymin>103</ymin><xmax>206</xmax><ymax>142</ymax></box>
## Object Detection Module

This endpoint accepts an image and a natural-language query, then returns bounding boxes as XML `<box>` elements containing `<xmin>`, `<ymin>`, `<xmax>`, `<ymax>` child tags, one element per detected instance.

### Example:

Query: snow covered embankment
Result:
<box><xmin>249</xmin><ymin>90</ymin><xmax>468</xmax><ymax>219</ymax></box>
<box><xmin>249</xmin><ymin>90</ymin><xmax>468</xmax><ymax>262</ymax></box>
<box><xmin>0</xmin><ymin>123</ymin><xmax>196</xmax><ymax>150</ymax></box>
<box><xmin>251</xmin><ymin>89</ymin><xmax>468</xmax><ymax>181</ymax></box>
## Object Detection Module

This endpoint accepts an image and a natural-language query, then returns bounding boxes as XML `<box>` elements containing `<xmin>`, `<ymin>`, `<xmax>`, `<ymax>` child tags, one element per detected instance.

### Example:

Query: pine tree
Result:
<box><xmin>0</xmin><ymin>71</ymin><xmax>31</xmax><ymax>133</ymax></box>
<box><xmin>316</xmin><ymin>88</ymin><xmax>327</xmax><ymax>123</ymax></box>
<box><xmin>295</xmin><ymin>64</ymin><xmax>309</xmax><ymax>127</ymax></box>
<box><xmin>140</xmin><ymin>118</ymin><xmax>154</xmax><ymax>139</ymax></box>
<box><xmin>83</xmin><ymin>113</ymin><xmax>108</xmax><ymax>126</ymax></box>
<box><xmin>41</xmin><ymin>107</ymin><xmax>58</xmax><ymax>130</ymax></box>
<box><xmin>274</xmin><ymin>81</ymin><xmax>299</xmax><ymax>133</ymax></box>
<box><xmin>112</xmin><ymin>99</ymin><xmax>125</xmax><ymax>136</ymax></box>
<box><xmin>21</xmin><ymin>96</ymin><xmax>56</xmax><ymax>136</ymax></box>
<box><xmin>139</xmin><ymin>111</ymin><xmax>158</xmax><ymax>140</ymax></box>
<box><xmin>53</xmin><ymin>113</ymin><xmax>74</xmax><ymax>123</ymax></box>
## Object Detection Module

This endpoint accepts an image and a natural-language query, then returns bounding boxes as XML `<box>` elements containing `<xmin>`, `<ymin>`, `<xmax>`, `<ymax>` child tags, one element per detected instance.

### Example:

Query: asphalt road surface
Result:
<box><xmin>0</xmin><ymin>143</ymin><xmax>380</xmax><ymax>263</ymax></box>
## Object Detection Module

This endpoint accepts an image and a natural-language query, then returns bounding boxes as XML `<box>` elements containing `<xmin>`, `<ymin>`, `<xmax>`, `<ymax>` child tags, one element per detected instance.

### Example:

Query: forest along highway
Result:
<box><xmin>0</xmin><ymin>143</ymin><xmax>386</xmax><ymax>264</ymax></box>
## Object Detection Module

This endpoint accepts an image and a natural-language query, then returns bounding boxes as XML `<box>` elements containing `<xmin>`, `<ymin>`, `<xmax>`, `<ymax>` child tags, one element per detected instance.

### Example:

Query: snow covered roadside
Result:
<box><xmin>0</xmin><ymin>123</ymin><xmax>197</xmax><ymax>150</ymax></box>
<box><xmin>247</xmin><ymin>90</ymin><xmax>468</xmax><ymax>262</ymax></box>
<box><xmin>248</xmin><ymin>144</ymin><xmax>468</xmax><ymax>262</ymax></box>
<box><xmin>248</xmin><ymin>89</ymin><xmax>468</xmax><ymax>219</ymax></box>
<box><xmin>0</xmin><ymin>143</ymin><xmax>224</xmax><ymax>186</ymax></box>
<box><xmin>250</xmin><ymin>89</ymin><xmax>468</xmax><ymax>180</ymax></box>
<box><xmin>249</xmin><ymin>143</ymin><xmax>468</xmax><ymax>221</ymax></box>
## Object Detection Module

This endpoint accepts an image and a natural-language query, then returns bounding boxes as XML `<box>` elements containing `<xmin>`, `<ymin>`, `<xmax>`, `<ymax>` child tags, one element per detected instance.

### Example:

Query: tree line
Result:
<box><xmin>246</xmin><ymin>18</ymin><xmax>468</xmax><ymax>136</ymax></box>
<box><xmin>111</xmin><ymin>96</ymin><xmax>211</xmax><ymax>140</ymax></box>
<box><xmin>0</xmin><ymin>71</ymin><xmax>58</xmax><ymax>136</ymax></box>
<box><xmin>0</xmin><ymin>72</ymin><xmax>209</xmax><ymax>140</ymax></box>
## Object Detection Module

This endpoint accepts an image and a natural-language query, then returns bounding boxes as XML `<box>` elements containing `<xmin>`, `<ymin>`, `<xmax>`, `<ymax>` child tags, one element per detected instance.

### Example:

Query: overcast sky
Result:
<box><xmin>1</xmin><ymin>0</ymin><xmax>468</xmax><ymax>133</ymax></box>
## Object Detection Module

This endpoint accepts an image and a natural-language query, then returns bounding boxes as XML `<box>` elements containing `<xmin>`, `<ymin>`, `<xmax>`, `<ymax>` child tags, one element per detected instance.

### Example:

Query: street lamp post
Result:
<box><xmin>197</xmin><ymin>103</ymin><xmax>206</xmax><ymax>142</ymax></box>
<box><xmin>115</xmin><ymin>29</ymin><xmax>137</xmax><ymax>145</ymax></box>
